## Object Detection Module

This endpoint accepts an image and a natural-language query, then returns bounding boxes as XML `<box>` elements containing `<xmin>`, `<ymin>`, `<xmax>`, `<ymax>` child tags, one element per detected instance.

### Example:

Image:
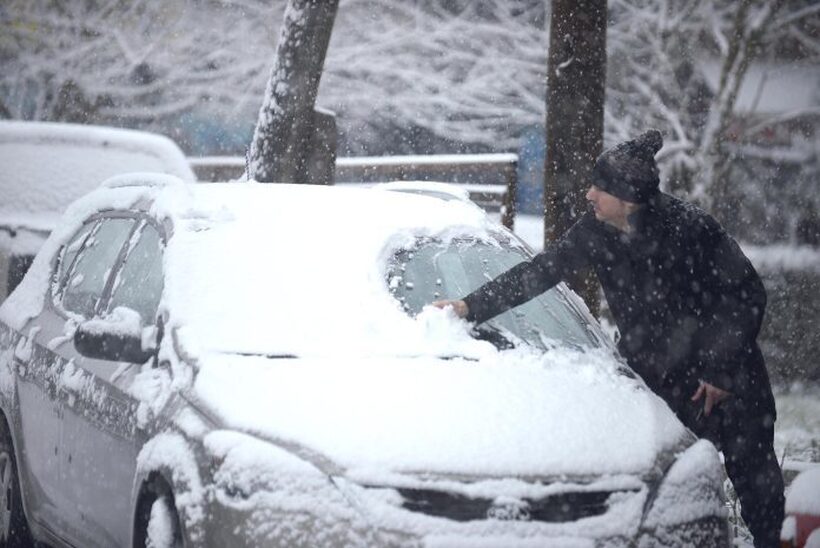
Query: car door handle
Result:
<box><xmin>11</xmin><ymin>356</ymin><xmax>32</xmax><ymax>382</ymax></box>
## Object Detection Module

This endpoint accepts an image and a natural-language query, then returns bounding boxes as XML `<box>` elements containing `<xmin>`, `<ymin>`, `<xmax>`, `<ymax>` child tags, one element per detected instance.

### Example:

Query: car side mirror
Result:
<box><xmin>73</xmin><ymin>307</ymin><xmax>157</xmax><ymax>363</ymax></box>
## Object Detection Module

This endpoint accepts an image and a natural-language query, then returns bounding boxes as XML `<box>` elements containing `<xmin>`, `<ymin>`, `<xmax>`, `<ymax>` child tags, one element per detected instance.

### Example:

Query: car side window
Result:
<box><xmin>61</xmin><ymin>218</ymin><xmax>135</xmax><ymax>318</ymax></box>
<box><xmin>107</xmin><ymin>221</ymin><xmax>164</xmax><ymax>325</ymax></box>
<box><xmin>56</xmin><ymin>220</ymin><xmax>99</xmax><ymax>291</ymax></box>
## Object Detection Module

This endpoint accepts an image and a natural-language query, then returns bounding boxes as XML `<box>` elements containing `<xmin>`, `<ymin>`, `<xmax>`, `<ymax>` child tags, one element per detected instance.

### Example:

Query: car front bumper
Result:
<box><xmin>195</xmin><ymin>434</ymin><xmax>729</xmax><ymax>547</ymax></box>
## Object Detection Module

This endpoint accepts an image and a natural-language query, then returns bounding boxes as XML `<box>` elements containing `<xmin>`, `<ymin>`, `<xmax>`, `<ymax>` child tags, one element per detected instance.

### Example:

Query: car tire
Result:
<box><xmin>0</xmin><ymin>420</ymin><xmax>34</xmax><ymax>548</ymax></box>
<box><xmin>134</xmin><ymin>480</ymin><xmax>184</xmax><ymax>548</ymax></box>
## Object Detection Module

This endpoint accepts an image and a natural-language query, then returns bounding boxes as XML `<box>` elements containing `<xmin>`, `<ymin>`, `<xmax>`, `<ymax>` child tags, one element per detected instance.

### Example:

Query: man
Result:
<box><xmin>434</xmin><ymin>130</ymin><xmax>784</xmax><ymax>547</ymax></box>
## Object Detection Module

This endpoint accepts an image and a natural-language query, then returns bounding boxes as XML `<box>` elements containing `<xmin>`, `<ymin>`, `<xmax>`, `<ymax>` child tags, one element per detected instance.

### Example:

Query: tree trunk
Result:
<box><xmin>544</xmin><ymin>0</ymin><xmax>607</xmax><ymax>314</ymax></box>
<box><xmin>249</xmin><ymin>0</ymin><xmax>339</xmax><ymax>184</ymax></box>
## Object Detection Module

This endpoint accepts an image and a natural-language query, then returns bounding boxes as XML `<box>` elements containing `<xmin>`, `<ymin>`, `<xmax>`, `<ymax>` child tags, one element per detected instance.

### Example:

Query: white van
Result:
<box><xmin>0</xmin><ymin>121</ymin><xmax>196</xmax><ymax>301</ymax></box>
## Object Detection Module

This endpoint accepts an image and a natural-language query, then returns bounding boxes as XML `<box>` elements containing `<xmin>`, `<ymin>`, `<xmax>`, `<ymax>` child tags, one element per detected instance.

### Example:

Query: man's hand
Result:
<box><xmin>431</xmin><ymin>299</ymin><xmax>469</xmax><ymax>319</ymax></box>
<box><xmin>691</xmin><ymin>381</ymin><xmax>731</xmax><ymax>417</ymax></box>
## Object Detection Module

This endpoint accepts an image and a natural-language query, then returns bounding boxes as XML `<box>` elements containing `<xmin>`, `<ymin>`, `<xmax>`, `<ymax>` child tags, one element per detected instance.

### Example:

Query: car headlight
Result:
<box><xmin>204</xmin><ymin>431</ymin><xmax>424</xmax><ymax>547</ymax></box>
<box><xmin>639</xmin><ymin>439</ymin><xmax>730</xmax><ymax>546</ymax></box>
<box><xmin>204</xmin><ymin>431</ymin><xmax>381</xmax><ymax>546</ymax></box>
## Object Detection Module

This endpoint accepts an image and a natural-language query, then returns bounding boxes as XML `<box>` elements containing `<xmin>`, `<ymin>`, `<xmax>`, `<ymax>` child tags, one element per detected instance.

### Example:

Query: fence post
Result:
<box><xmin>501</xmin><ymin>158</ymin><xmax>517</xmax><ymax>231</ymax></box>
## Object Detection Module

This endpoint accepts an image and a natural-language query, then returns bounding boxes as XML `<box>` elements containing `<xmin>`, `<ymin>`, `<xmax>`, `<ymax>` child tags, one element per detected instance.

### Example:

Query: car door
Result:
<box><xmin>38</xmin><ymin>214</ymin><xmax>138</xmax><ymax>547</ymax></box>
<box><xmin>10</xmin><ymin>218</ymin><xmax>100</xmax><ymax>538</ymax></box>
<box><xmin>60</xmin><ymin>217</ymin><xmax>165</xmax><ymax>547</ymax></box>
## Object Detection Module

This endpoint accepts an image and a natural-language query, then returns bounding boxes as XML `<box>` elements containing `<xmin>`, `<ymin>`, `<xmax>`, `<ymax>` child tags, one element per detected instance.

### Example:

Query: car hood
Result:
<box><xmin>190</xmin><ymin>349</ymin><xmax>687</xmax><ymax>479</ymax></box>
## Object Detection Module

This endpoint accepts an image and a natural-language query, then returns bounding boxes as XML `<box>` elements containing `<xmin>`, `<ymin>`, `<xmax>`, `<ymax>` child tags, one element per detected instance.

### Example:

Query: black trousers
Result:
<box><xmin>662</xmin><ymin>382</ymin><xmax>785</xmax><ymax>548</ymax></box>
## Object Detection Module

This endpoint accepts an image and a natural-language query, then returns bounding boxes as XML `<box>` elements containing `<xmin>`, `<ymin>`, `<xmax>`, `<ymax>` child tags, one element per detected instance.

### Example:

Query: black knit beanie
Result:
<box><xmin>592</xmin><ymin>129</ymin><xmax>663</xmax><ymax>203</ymax></box>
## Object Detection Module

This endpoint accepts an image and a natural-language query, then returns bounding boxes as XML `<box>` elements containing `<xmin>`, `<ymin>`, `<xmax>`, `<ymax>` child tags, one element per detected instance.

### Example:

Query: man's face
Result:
<box><xmin>585</xmin><ymin>185</ymin><xmax>636</xmax><ymax>229</ymax></box>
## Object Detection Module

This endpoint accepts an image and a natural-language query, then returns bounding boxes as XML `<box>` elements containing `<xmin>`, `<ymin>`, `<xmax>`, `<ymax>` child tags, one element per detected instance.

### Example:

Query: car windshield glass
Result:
<box><xmin>387</xmin><ymin>238</ymin><xmax>599</xmax><ymax>351</ymax></box>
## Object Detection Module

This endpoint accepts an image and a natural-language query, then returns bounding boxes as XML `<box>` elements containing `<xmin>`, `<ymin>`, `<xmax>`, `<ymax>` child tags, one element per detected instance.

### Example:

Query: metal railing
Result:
<box><xmin>189</xmin><ymin>153</ymin><xmax>518</xmax><ymax>229</ymax></box>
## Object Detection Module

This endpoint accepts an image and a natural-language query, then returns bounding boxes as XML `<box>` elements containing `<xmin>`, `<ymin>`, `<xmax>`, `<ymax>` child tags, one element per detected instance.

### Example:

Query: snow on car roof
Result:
<box><xmin>0</xmin><ymin>121</ymin><xmax>195</xmax><ymax>233</ymax></box>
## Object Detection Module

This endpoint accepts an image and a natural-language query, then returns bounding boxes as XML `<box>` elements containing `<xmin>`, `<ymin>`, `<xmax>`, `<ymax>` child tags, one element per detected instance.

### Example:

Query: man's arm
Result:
<box><xmin>435</xmin><ymin>214</ymin><xmax>596</xmax><ymax>325</ymax></box>
<box><xmin>461</xmin><ymin>246</ymin><xmax>568</xmax><ymax>324</ymax></box>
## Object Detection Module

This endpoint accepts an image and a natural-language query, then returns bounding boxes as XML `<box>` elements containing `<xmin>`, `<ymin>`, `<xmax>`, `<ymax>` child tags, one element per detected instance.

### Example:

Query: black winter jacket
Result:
<box><xmin>464</xmin><ymin>193</ymin><xmax>775</xmax><ymax>415</ymax></box>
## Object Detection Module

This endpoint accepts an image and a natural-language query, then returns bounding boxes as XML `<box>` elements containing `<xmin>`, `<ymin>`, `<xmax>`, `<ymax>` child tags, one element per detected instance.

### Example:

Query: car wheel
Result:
<box><xmin>134</xmin><ymin>480</ymin><xmax>184</xmax><ymax>548</ymax></box>
<box><xmin>0</xmin><ymin>422</ymin><xmax>33</xmax><ymax>548</ymax></box>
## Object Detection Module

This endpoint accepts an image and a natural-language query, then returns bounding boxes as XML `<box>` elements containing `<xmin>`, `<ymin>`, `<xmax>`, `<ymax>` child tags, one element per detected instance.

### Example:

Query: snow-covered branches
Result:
<box><xmin>0</xmin><ymin>0</ymin><xmax>549</xmax><ymax>152</ymax></box>
<box><xmin>1</xmin><ymin>0</ymin><xmax>815</xmax><ymax>211</ymax></box>
<box><xmin>606</xmin><ymin>0</ymin><xmax>818</xmax><ymax>216</ymax></box>
<box><xmin>0</xmin><ymin>0</ymin><xmax>275</xmax><ymax>124</ymax></box>
<box><xmin>321</xmin><ymin>0</ymin><xmax>549</xmax><ymax>151</ymax></box>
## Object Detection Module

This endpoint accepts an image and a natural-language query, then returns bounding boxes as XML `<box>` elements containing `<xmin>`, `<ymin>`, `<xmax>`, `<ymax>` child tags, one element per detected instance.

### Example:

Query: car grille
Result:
<box><xmin>395</xmin><ymin>487</ymin><xmax>622</xmax><ymax>522</ymax></box>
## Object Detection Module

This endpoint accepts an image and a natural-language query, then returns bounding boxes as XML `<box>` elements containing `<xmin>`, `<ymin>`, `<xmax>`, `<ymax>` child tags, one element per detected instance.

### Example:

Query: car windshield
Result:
<box><xmin>387</xmin><ymin>237</ymin><xmax>600</xmax><ymax>352</ymax></box>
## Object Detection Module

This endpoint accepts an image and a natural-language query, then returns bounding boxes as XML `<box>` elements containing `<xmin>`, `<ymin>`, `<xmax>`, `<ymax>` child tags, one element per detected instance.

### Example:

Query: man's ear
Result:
<box><xmin>624</xmin><ymin>201</ymin><xmax>643</xmax><ymax>216</ymax></box>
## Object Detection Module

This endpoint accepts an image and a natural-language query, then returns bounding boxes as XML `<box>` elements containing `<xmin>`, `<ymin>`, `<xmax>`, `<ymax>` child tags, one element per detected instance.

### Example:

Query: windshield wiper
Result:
<box><xmin>434</xmin><ymin>354</ymin><xmax>479</xmax><ymax>362</ymax></box>
<box><xmin>470</xmin><ymin>323</ymin><xmax>516</xmax><ymax>350</ymax></box>
<box><xmin>228</xmin><ymin>352</ymin><xmax>298</xmax><ymax>359</ymax></box>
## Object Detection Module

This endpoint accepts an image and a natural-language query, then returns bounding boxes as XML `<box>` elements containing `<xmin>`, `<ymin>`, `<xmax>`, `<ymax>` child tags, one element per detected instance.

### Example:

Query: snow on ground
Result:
<box><xmin>774</xmin><ymin>383</ymin><xmax>820</xmax><ymax>467</ymax></box>
<box><xmin>786</xmin><ymin>467</ymin><xmax>820</xmax><ymax>514</ymax></box>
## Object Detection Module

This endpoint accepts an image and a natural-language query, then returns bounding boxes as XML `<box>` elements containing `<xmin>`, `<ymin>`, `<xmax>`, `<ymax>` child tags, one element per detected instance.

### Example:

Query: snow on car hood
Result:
<box><xmin>191</xmin><ymin>346</ymin><xmax>687</xmax><ymax>479</ymax></box>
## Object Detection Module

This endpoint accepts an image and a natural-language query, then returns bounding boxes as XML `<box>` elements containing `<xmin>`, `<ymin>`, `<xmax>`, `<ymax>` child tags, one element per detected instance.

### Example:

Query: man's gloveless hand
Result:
<box><xmin>691</xmin><ymin>380</ymin><xmax>731</xmax><ymax>417</ymax></box>
<box><xmin>431</xmin><ymin>299</ymin><xmax>469</xmax><ymax>319</ymax></box>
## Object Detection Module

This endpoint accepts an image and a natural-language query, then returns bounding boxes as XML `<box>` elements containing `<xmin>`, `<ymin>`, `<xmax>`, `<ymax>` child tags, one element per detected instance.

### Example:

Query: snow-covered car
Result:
<box><xmin>0</xmin><ymin>121</ymin><xmax>196</xmax><ymax>303</ymax></box>
<box><xmin>0</xmin><ymin>175</ymin><xmax>730</xmax><ymax>547</ymax></box>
